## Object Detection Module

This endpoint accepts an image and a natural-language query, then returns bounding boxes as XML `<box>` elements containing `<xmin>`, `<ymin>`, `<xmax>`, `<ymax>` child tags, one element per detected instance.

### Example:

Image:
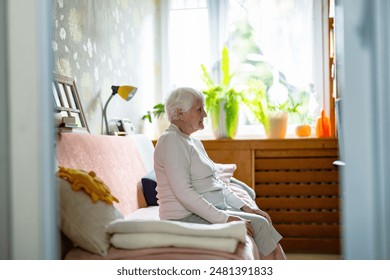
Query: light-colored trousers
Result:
<box><xmin>174</xmin><ymin>208</ymin><xmax>282</xmax><ymax>257</ymax></box>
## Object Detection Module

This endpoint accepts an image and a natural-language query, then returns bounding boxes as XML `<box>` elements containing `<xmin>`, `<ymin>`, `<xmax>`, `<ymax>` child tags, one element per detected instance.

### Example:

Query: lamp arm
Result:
<box><xmin>103</xmin><ymin>94</ymin><xmax>115</xmax><ymax>134</ymax></box>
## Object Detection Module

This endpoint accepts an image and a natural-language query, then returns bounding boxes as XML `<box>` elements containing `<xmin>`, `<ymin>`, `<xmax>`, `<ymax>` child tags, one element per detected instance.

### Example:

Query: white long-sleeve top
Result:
<box><xmin>154</xmin><ymin>124</ymin><xmax>246</xmax><ymax>223</ymax></box>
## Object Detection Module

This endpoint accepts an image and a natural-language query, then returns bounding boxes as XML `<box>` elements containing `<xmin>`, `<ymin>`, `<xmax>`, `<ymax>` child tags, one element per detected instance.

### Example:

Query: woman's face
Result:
<box><xmin>181</xmin><ymin>98</ymin><xmax>207</xmax><ymax>135</ymax></box>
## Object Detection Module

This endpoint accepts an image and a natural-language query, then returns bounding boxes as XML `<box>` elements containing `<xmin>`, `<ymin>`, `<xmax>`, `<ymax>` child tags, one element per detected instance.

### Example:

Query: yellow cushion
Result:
<box><xmin>57</xmin><ymin>166</ymin><xmax>119</xmax><ymax>205</ymax></box>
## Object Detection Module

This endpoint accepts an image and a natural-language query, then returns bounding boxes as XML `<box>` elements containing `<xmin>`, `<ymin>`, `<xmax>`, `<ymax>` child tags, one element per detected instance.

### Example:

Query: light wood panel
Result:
<box><xmin>275</xmin><ymin>224</ymin><xmax>340</xmax><ymax>238</ymax></box>
<box><xmin>202</xmin><ymin>137</ymin><xmax>338</xmax><ymax>189</ymax></box>
<box><xmin>207</xmin><ymin>149</ymin><xmax>253</xmax><ymax>187</ymax></box>
<box><xmin>267</xmin><ymin>210</ymin><xmax>339</xmax><ymax>224</ymax></box>
<box><xmin>256</xmin><ymin>183</ymin><xmax>339</xmax><ymax>196</ymax></box>
<box><xmin>281</xmin><ymin>238</ymin><xmax>341</xmax><ymax>254</ymax></box>
<box><xmin>257</xmin><ymin>197</ymin><xmax>339</xmax><ymax>210</ymax></box>
<box><xmin>255</xmin><ymin>170</ymin><xmax>339</xmax><ymax>183</ymax></box>
<box><xmin>255</xmin><ymin>158</ymin><xmax>336</xmax><ymax>170</ymax></box>
<box><xmin>255</xmin><ymin>149</ymin><xmax>338</xmax><ymax>158</ymax></box>
<box><xmin>253</xmin><ymin>138</ymin><xmax>340</xmax><ymax>253</ymax></box>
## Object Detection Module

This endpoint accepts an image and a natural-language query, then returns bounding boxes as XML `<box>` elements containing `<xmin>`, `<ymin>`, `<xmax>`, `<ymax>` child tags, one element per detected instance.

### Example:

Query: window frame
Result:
<box><xmin>160</xmin><ymin>0</ymin><xmax>334</xmax><ymax>137</ymax></box>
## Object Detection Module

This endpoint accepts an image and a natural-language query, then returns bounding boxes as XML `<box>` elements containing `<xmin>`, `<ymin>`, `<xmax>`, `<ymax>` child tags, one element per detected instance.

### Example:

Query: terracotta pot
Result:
<box><xmin>295</xmin><ymin>124</ymin><xmax>311</xmax><ymax>137</ymax></box>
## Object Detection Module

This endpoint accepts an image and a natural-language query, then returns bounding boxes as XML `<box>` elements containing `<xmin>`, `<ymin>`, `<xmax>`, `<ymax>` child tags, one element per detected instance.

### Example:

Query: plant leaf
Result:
<box><xmin>200</xmin><ymin>64</ymin><xmax>215</xmax><ymax>88</ymax></box>
<box><xmin>142</xmin><ymin>111</ymin><xmax>152</xmax><ymax>123</ymax></box>
<box><xmin>221</xmin><ymin>46</ymin><xmax>231</xmax><ymax>88</ymax></box>
<box><xmin>152</xmin><ymin>103</ymin><xmax>165</xmax><ymax>118</ymax></box>
<box><xmin>242</xmin><ymin>79</ymin><xmax>270</xmax><ymax>133</ymax></box>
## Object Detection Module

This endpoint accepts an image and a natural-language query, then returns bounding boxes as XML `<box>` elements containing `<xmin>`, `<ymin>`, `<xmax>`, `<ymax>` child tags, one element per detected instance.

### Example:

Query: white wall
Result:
<box><xmin>52</xmin><ymin>0</ymin><xmax>159</xmax><ymax>135</ymax></box>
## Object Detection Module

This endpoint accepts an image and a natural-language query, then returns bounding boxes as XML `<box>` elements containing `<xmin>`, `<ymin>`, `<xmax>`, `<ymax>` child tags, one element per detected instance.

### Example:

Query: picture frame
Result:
<box><xmin>52</xmin><ymin>74</ymin><xmax>90</xmax><ymax>133</ymax></box>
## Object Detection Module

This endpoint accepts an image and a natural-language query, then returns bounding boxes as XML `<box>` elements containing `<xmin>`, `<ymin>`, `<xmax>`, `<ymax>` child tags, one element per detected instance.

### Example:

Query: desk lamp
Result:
<box><xmin>103</xmin><ymin>85</ymin><xmax>137</xmax><ymax>134</ymax></box>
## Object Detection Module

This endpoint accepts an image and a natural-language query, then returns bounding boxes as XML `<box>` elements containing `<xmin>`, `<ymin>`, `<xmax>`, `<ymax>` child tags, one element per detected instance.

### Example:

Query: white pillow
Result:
<box><xmin>215</xmin><ymin>163</ymin><xmax>237</xmax><ymax>185</ymax></box>
<box><xmin>57</xmin><ymin>177</ymin><xmax>123</xmax><ymax>256</ymax></box>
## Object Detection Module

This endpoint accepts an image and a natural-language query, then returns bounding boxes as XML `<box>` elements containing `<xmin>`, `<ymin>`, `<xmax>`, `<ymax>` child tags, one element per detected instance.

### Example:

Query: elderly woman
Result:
<box><xmin>154</xmin><ymin>87</ymin><xmax>286</xmax><ymax>260</ymax></box>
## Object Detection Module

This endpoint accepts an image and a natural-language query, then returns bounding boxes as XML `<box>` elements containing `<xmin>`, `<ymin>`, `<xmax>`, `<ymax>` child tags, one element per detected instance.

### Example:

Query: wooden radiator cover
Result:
<box><xmin>198</xmin><ymin>138</ymin><xmax>341</xmax><ymax>254</ymax></box>
<box><xmin>254</xmin><ymin>139</ymin><xmax>340</xmax><ymax>254</ymax></box>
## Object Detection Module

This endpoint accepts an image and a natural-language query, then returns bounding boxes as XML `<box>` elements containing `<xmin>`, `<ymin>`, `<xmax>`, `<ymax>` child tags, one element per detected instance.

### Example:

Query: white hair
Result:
<box><xmin>165</xmin><ymin>87</ymin><xmax>205</xmax><ymax>121</ymax></box>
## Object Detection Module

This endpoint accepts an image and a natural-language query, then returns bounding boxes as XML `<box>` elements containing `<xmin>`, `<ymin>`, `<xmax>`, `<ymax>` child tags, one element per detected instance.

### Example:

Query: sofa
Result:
<box><xmin>56</xmin><ymin>132</ymin><xmax>260</xmax><ymax>260</ymax></box>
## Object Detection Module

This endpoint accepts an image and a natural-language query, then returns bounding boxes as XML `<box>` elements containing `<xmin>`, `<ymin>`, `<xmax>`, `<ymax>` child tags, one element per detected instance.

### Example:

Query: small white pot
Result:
<box><xmin>268</xmin><ymin>112</ymin><xmax>288</xmax><ymax>138</ymax></box>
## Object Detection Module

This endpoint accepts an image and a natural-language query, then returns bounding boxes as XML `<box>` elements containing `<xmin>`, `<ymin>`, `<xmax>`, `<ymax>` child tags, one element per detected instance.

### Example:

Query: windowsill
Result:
<box><xmin>192</xmin><ymin>124</ymin><xmax>319</xmax><ymax>140</ymax></box>
<box><xmin>148</xmin><ymin>124</ymin><xmax>330</xmax><ymax>142</ymax></box>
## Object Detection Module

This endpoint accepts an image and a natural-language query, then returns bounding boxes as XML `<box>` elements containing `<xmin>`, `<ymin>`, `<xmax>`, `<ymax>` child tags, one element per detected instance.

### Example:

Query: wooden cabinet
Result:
<box><xmin>202</xmin><ymin>138</ymin><xmax>341</xmax><ymax>254</ymax></box>
<box><xmin>201</xmin><ymin>139</ymin><xmax>255</xmax><ymax>188</ymax></box>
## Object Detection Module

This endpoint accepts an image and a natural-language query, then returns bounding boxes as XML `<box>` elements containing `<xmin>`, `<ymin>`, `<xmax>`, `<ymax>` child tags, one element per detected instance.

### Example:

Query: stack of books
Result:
<box><xmin>58</xmin><ymin>116</ymin><xmax>85</xmax><ymax>133</ymax></box>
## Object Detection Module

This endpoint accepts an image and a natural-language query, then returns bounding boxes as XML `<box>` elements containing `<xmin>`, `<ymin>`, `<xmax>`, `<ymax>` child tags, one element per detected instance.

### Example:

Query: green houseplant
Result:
<box><xmin>142</xmin><ymin>103</ymin><xmax>165</xmax><ymax>123</ymax></box>
<box><xmin>267</xmin><ymin>95</ymin><xmax>299</xmax><ymax>138</ymax></box>
<box><xmin>242</xmin><ymin>79</ymin><xmax>270</xmax><ymax>135</ymax></box>
<box><xmin>142</xmin><ymin>103</ymin><xmax>169</xmax><ymax>137</ymax></box>
<box><xmin>200</xmin><ymin>46</ymin><xmax>242</xmax><ymax>139</ymax></box>
<box><xmin>243</xmin><ymin>78</ymin><xmax>304</xmax><ymax>138</ymax></box>
<box><xmin>291</xmin><ymin>93</ymin><xmax>314</xmax><ymax>137</ymax></box>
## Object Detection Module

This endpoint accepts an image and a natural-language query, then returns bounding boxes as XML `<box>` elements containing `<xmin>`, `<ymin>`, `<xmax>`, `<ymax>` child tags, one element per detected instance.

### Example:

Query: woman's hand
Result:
<box><xmin>240</xmin><ymin>205</ymin><xmax>272</xmax><ymax>223</ymax></box>
<box><xmin>227</xmin><ymin>215</ymin><xmax>254</xmax><ymax>237</ymax></box>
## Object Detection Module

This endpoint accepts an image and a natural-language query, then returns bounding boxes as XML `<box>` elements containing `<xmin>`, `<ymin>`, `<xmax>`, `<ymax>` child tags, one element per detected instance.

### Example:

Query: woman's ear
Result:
<box><xmin>176</xmin><ymin>108</ymin><xmax>185</xmax><ymax>120</ymax></box>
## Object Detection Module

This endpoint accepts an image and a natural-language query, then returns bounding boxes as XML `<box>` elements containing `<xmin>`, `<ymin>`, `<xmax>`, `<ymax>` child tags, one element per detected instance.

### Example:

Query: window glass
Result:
<box><xmin>166</xmin><ymin>0</ymin><xmax>325</xmax><ymax>136</ymax></box>
<box><xmin>169</xmin><ymin>0</ymin><xmax>210</xmax><ymax>89</ymax></box>
<box><xmin>226</xmin><ymin>0</ymin><xmax>321</xmax><ymax>128</ymax></box>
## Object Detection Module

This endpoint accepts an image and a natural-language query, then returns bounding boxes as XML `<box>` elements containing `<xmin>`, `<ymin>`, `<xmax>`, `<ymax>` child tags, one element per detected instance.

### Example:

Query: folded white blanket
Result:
<box><xmin>111</xmin><ymin>233</ymin><xmax>239</xmax><ymax>253</ymax></box>
<box><xmin>106</xmin><ymin>219</ymin><xmax>246</xmax><ymax>253</ymax></box>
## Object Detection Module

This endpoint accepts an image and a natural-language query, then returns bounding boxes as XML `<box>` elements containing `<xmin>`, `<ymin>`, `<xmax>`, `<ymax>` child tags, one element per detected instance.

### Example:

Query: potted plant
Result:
<box><xmin>142</xmin><ymin>103</ymin><xmax>169</xmax><ymax>137</ymax></box>
<box><xmin>242</xmin><ymin>79</ymin><xmax>270</xmax><ymax>135</ymax></box>
<box><xmin>142</xmin><ymin>103</ymin><xmax>165</xmax><ymax>123</ymax></box>
<box><xmin>268</xmin><ymin>95</ymin><xmax>302</xmax><ymax>138</ymax></box>
<box><xmin>295</xmin><ymin>111</ymin><xmax>312</xmax><ymax>137</ymax></box>
<box><xmin>286</xmin><ymin>88</ymin><xmax>314</xmax><ymax>137</ymax></box>
<box><xmin>200</xmin><ymin>46</ymin><xmax>242</xmax><ymax>139</ymax></box>
<box><xmin>243</xmin><ymin>78</ymin><xmax>305</xmax><ymax>138</ymax></box>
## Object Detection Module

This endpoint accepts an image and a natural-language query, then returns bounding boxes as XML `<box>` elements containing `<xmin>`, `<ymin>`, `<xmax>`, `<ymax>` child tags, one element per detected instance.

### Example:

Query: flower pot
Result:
<box><xmin>210</xmin><ymin>100</ymin><xmax>239</xmax><ymax>139</ymax></box>
<box><xmin>141</xmin><ymin>115</ymin><xmax>169</xmax><ymax>139</ymax></box>
<box><xmin>156</xmin><ymin>114</ymin><xmax>169</xmax><ymax>136</ymax></box>
<box><xmin>295</xmin><ymin>124</ymin><xmax>311</xmax><ymax>137</ymax></box>
<box><xmin>267</xmin><ymin>112</ymin><xmax>288</xmax><ymax>138</ymax></box>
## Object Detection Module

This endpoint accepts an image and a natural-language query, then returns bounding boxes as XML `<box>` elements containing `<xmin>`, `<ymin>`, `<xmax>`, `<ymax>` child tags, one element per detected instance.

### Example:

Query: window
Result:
<box><xmin>168</xmin><ymin>0</ymin><xmax>210</xmax><ymax>89</ymax></box>
<box><xmin>163</xmin><ymin>0</ymin><xmax>329</xmax><ymax>137</ymax></box>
